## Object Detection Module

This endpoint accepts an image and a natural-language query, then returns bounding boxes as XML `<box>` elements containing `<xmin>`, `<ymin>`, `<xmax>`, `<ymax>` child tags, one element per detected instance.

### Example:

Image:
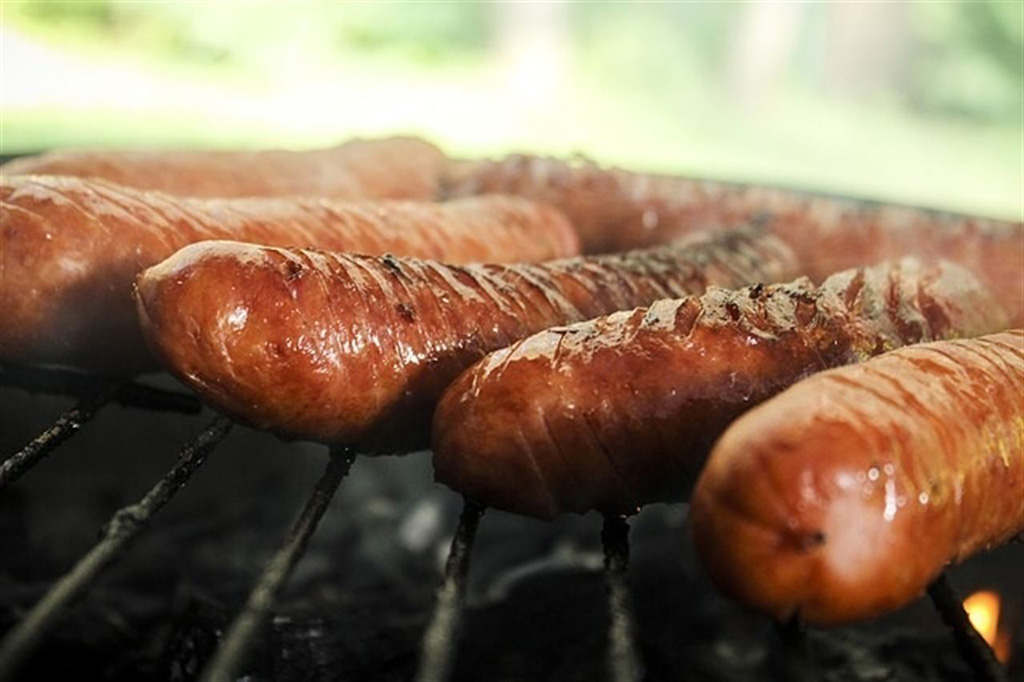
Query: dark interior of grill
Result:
<box><xmin>1</xmin><ymin>367</ymin><xmax>1021</xmax><ymax>682</ymax></box>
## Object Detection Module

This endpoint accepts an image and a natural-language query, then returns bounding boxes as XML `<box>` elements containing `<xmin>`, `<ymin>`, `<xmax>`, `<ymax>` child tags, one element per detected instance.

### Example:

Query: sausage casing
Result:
<box><xmin>3</xmin><ymin>136</ymin><xmax>448</xmax><ymax>200</ymax></box>
<box><xmin>446</xmin><ymin>155</ymin><xmax>1023</xmax><ymax>324</ymax></box>
<box><xmin>135</xmin><ymin>228</ymin><xmax>797</xmax><ymax>451</ymax></box>
<box><xmin>690</xmin><ymin>331</ymin><xmax>1024</xmax><ymax>626</ymax></box>
<box><xmin>431</xmin><ymin>260</ymin><xmax>1007</xmax><ymax>519</ymax></box>
<box><xmin>0</xmin><ymin>175</ymin><xmax>579</xmax><ymax>371</ymax></box>
<box><xmin>444</xmin><ymin>155</ymin><xmax>726</xmax><ymax>254</ymax></box>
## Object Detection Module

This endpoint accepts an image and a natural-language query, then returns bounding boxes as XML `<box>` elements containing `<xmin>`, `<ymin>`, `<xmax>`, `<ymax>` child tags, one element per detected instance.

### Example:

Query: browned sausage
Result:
<box><xmin>445</xmin><ymin>155</ymin><xmax>1024</xmax><ymax>325</ymax></box>
<box><xmin>690</xmin><ymin>330</ymin><xmax>1024</xmax><ymax>626</ymax></box>
<box><xmin>0</xmin><ymin>175</ymin><xmax>579</xmax><ymax>372</ymax></box>
<box><xmin>755</xmin><ymin>194</ymin><xmax>1024</xmax><ymax>328</ymax></box>
<box><xmin>135</xmin><ymin>227</ymin><xmax>797</xmax><ymax>452</ymax></box>
<box><xmin>431</xmin><ymin>260</ymin><xmax>1008</xmax><ymax>519</ymax></box>
<box><xmin>2</xmin><ymin>136</ymin><xmax>447</xmax><ymax>200</ymax></box>
<box><xmin>444</xmin><ymin>155</ymin><xmax>727</xmax><ymax>254</ymax></box>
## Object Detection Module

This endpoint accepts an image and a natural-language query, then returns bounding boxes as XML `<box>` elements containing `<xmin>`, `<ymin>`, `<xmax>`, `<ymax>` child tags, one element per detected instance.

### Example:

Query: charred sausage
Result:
<box><xmin>3</xmin><ymin>136</ymin><xmax>447</xmax><ymax>200</ymax></box>
<box><xmin>432</xmin><ymin>260</ymin><xmax>1007</xmax><ymax>519</ymax></box>
<box><xmin>446</xmin><ymin>155</ymin><xmax>1023</xmax><ymax>324</ymax></box>
<box><xmin>690</xmin><ymin>330</ymin><xmax>1024</xmax><ymax>626</ymax></box>
<box><xmin>135</xmin><ymin>227</ymin><xmax>797</xmax><ymax>452</ymax></box>
<box><xmin>0</xmin><ymin>175</ymin><xmax>579</xmax><ymax>371</ymax></box>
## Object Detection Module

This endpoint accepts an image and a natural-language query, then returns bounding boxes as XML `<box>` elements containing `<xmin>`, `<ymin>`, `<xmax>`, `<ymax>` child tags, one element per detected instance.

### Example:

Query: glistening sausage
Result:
<box><xmin>690</xmin><ymin>331</ymin><xmax>1024</xmax><ymax>626</ymax></box>
<box><xmin>446</xmin><ymin>155</ymin><xmax>1023</xmax><ymax>324</ymax></box>
<box><xmin>135</xmin><ymin>227</ymin><xmax>797</xmax><ymax>452</ymax></box>
<box><xmin>3</xmin><ymin>136</ymin><xmax>448</xmax><ymax>200</ymax></box>
<box><xmin>0</xmin><ymin>175</ymin><xmax>579</xmax><ymax>372</ymax></box>
<box><xmin>431</xmin><ymin>260</ymin><xmax>1007</xmax><ymax>519</ymax></box>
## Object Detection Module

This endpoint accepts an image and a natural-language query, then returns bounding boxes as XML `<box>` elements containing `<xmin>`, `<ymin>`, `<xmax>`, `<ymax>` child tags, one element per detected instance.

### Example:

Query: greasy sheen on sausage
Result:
<box><xmin>431</xmin><ymin>260</ymin><xmax>1008</xmax><ymax>519</ymax></box>
<box><xmin>690</xmin><ymin>331</ymin><xmax>1024</xmax><ymax>626</ymax></box>
<box><xmin>135</xmin><ymin>227</ymin><xmax>798</xmax><ymax>452</ymax></box>
<box><xmin>2</xmin><ymin>136</ymin><xmax>448</xmax><ymax>200</ymax></box>
<box><xmin>445</xmin><ymin>155</ymin><xmax>1024</xmax><ymax>324</ymax></box>
<box><xmin>0</xmin><ymin>175</ymin><xmax>579</xmax><ymax>372</ymax></box>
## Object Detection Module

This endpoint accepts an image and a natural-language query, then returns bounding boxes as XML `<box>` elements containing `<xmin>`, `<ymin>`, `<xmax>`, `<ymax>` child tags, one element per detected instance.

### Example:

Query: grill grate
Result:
<box><xmin>928</xmin><ymin>574</ymin><xmax>1009</xmax><ymax>682</ymax></box>
<box><xmin>0</xmin><ymin>388</ymin><xmax>113</xmax><ymax>491</ymax></box>
<box><xmin>199</xmin><ymin>447</ymin><xmax>356</xmax><ymax>682</ymax></box>
<box><xmin>776</xmin><ymin>617</ymin><xmax>816</xmax><ymax>682</ymax></box>
<box><xmin>415</xmin><ymin>499</ymin><xmax>484</xmax><ymax>682</ymax></box>
<box><xmin>0</xmin><ymin>416</ymin><xmax>231</xmax><ymax>681</ymax></box>
<box><xmin>0</xmin><ymin>364</ymin><xmax>1014</xmax><ymax>682</ymax></box>
<box><xmin>601</xmin><ymin>514</ymin><xmax>644</xmax><ymax>682</ymax></box>
<box><xmin>0</xmin><ymin>365</ymin><xmax>201</xmax><ymax>491</ymax></box>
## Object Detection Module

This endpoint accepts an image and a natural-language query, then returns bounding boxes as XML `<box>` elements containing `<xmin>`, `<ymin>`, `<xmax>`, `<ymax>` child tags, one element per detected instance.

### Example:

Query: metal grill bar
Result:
<box><xmin>0</xmin><ymin>417</ymin><xmax>232</xmax><ymax>682</ymax></box>
<box><xmin>774</xmin><ymin>617</ymin><xmax>815</xmax><ymax>682</ymax></box>
<box><xmin>198</xmin><ymin>446</ymin><xmax>356</xmax><ymax>682</ymax></box>
<box><xmin>601</xmin><ymin>514</ymin><xmax>644</xmax><ymax>682</ymax></box>
<box><xmin>414</xmin><ymin>499</ymin><xmax>484</xmax><ymax>682</ymax></box>
<box><xmin>927</xmin><ymin>573</ymin><xmax>1008</xmax><ymax>682</ymax></box>
<box><xmin>0</xmin><ymin>386</ymin><xmax>114</xmax><ymax>492</ymax></box>
<box><xmin>1</xmin><ymin>364</ymin><xmax>201</xmax><ymax>414</ymax></box>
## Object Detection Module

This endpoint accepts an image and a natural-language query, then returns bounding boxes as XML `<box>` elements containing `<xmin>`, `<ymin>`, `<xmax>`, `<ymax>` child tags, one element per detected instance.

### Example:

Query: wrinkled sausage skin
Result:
<box><xmin>0</xmin><ymin>175</ymin><xmax>579</xmax><ymax>372</ymax></box>
<box><xmin>690</xmin><ymin>331</ymin><xmax>1024</xmax><ymax>626</ymax></box>
<box><xmin>446</xmin><ymin>155</ymin><xmax>1023</xmax><ymax>325</ymax></box>
<box><xmin>135</xmin><ymin>228</ymin><xmax>797</xmax><ymax>451</ymax></box>
<box><xmin>431</xmin><ymin>260</ymin><xmax>1007</xmax><ymax>519</ymax></box>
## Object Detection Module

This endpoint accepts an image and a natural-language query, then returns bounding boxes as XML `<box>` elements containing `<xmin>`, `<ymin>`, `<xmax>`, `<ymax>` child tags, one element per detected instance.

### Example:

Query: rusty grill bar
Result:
<box><xmin>198</xmin><ymin>446</ymin><xmax>356</xmax><ymax>682</ymax></box>
<box><xmin>415</xmin><ymin>499</ymin><xmax>485</xmax><ymax>682</ymax></box>
<box><xmin>775</xmin><ymin>617</ymin><xmax>816</xmax><ymax>682</ymax></box>
<box><xmin>928</xmin><ymin>574</ymin><xmax>1009</xmax><ymax>682</ymax></box>
<box><xmin>0</xmin><ymin>416</ymin><xmax>232</xmax><ymax>682</ymax></box>
<box><xmin>0</xmin><ymin>365</ymin><xmax>202</xmax><ymax>491</ymax></box>
<box><xmin>0</xmin><ymin>364</ymin><xmax>1015</xmax><ymax>681</ymax></box>
<box><xmin>602</xmin><ymin>514</ymin><xmax>645</xmax><ymax>682</ymax></box>
<box><xmin>0</xmin><ymin>387</ymin><xmax>114</xmax><ymax>491</ymax></box>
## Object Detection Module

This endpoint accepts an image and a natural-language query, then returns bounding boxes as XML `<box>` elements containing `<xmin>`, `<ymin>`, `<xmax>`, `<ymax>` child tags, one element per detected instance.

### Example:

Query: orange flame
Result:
<box><xmin>963</xmin><ymin>590</ymin><xmax>1009</xmax><ymax>664</ymax></box>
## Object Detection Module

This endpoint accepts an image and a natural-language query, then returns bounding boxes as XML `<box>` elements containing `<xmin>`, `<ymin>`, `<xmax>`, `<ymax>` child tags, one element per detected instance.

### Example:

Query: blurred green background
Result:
<box><xmin>1</xmin><ymin>0</ymin><xmax>1021</xmax><ymax>219</ymax></box>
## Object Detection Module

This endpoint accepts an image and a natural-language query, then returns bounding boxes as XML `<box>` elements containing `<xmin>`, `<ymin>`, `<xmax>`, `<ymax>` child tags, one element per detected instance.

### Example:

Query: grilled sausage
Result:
<box><xmin>135</xmin><ymin>227</ymin><xmax>797</xmax><ymax>452</ymax></box>
<box><xmin>431</xmin><ymin>260</ymin><xmax>1007</xmax><ymax>519</ymax></box>
<box><xmin>690</xmin><ymin>331</ymin><xmax>1024</xmax><ymax>626</ymax></box>
<box><xmin>0</xmin><ymin>175</ymin><xmax>579</xmax><ymax>372</ymax></box>
<box><xmin>757</xmin><ymin>194</ymin><xmax>1024</xmax><ymax>328</ymax></box>
<box><xmin>446</xmin><ymin>155</ymin><xmax>1023</xmax><ymax>324</ymax></box>
<box><xmin>444</xmin><ymin>155</ymin><xmax>727</xmax><ymax>254</ymax></box>
<box><xmin>2</xmin><ymin>136</ymin><xmax>447</xmax><ymax>200</ymax></box>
